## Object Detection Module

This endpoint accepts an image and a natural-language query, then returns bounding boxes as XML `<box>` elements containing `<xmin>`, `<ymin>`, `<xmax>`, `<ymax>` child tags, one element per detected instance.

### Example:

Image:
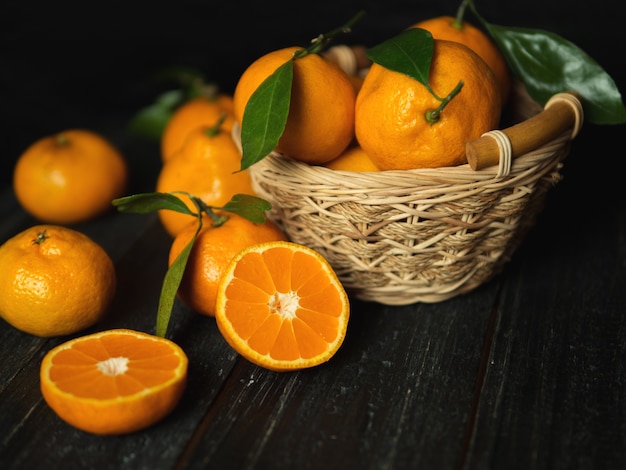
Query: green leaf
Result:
<box><xmin>112</xmin><ymin>192</ymin><xmax>196</xmax><ymax>215</ymax></box>
<box><xmin>484</xmin><ymin>24</ymin><xmax>626</xmax><ymax>124</ymax></box>
<box><xmin>156</xmin><ymin>226</ymin><xmax>199</xmax><ymax>338</ymax></box>
<box><xmin>154</xmin><ymin>89</ymin><xmax>186</xmax><ymax>108</ymax></box>
<box><xmin>366</xmin><ymin>28</ymin><xmax>435</xmax><ymax>95</ymax></box>
<box><xmin>127</xmin><ymin>89</ymin><xmax>184</xmax><ymax>140</ymax></box>
<box><xmin>220</xmin><ymin>194</ymin><xmax>271</xmax><ymax>224</ymax></box>
<box><xmin>240</xmin><ymin>59</ymin><xmax>294</xmax><ymax>171</ymax></box>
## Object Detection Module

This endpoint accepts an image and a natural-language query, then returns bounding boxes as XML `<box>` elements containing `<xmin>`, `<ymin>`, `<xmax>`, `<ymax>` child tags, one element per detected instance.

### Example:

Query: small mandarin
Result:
<box><xmin>156</xmin><ymin>120</ymin><xmax>256</xmax><ymax>238</ymax></box>
<box><xmin>0</xmin><ymin>225</ymin><xmax>116</xmax><ymax>337</ymax></box>
<box><xmin>169</xmin><ymin>213</ymin><xmax>288</xmax><ymax>317</ymax></box>
<box><xmin>215</xmin><ymin>240</ymin><xmax>350</xmax><ymax>371</ymax></box>
<box><xmin>323</xmin><ymin>145</ymin><xmax>380</xmax><ymax>172</ymax></box>
<box><xmin>355</xmin><ymin>39</ymin><xmax>501</xmax><ymax>170</ymax></box>
<box><xmin>161</xmin><ymin>95</ymin><xmax>236</xmax><ymax>163</ymax></box>
<box><xmin>40</xmin><ymin>329</ymin><xmax>188</xmax><ymax>435</ymax></box>
<box><xmin>13</xmin><ymin>129</ymin><xmax>128</xmax><ymax>224</ymax></box>
<box><xmin>233</xmin><ymin>46</ymin><xmax>356</xmax><ymax>165</ymax></box>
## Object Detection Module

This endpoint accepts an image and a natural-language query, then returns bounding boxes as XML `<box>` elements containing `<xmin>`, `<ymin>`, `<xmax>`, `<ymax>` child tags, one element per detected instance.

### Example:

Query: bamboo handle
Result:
<box><xmin>466</xmin><ymin>91</ymin><xmax>584</xmax><ymax>171</ymax></box>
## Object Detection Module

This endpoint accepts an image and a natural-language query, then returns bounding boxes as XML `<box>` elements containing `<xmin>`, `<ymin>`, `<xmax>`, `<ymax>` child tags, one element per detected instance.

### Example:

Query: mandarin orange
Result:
<box><xmin>169</xmin><ymin>213</ymin><xmax>288</xmax><ymax>317</ymax></box>
<box><xmin>411</xmin><ymin>16</ymin><xmax>511</xmax><ymax>104</ymax></box>
<box><xmin>355</xmin><ymin>39</ymin><xmax>501</xmax><ymax>170</ymax></box>
<box><xmin>156</xmin><ymin>120</ymin><xmax>256</xmax><ymax>238</ymax></box>
<box><xmin>323</xmin><ymin>144</ymin><xmax>380</xmax><ymax>172</ymax></box>
<box><xmin>233</xmin><ymin>46</ymin><xmax>356</xmax><ymax>165</ymax></box>
<box><xmin>0</xmin><ymin>225</ymin><xmax>116</xmax><ymax>337</ymax></box>
<box><xmin>161</xmin><ymin>94</ymin><xmax>235</xmax><ymax>163</ymax></box>
<box><xmin>13</xmin><ymin>129</ymin><xmax>128</xmax><ymax>224</ymax></box>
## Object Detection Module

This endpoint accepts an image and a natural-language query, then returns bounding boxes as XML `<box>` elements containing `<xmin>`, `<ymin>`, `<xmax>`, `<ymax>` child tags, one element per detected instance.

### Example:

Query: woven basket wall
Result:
<box><xmin>247</xmin><ymin>83</ymin><xmax>578</xmax><ymax>305</ymax></box>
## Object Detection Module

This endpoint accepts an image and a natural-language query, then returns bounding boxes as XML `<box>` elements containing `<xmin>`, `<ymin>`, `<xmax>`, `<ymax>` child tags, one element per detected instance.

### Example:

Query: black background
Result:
<box><xmin>1</xmin><ymin>0</ymin><xmax>624</xmax><ymax>188</ymax></box>
<box><xmin>2</xmin><ymin>3</ymin><xmax>626</xmax><ymax>467</ymax></box>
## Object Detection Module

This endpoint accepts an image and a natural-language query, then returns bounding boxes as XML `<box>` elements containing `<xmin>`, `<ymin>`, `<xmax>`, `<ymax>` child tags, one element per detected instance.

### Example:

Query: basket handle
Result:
<box><xmin>465</xmin><ymin>91</ymin><xmax>584</xmax><ymax>171</ymax></box>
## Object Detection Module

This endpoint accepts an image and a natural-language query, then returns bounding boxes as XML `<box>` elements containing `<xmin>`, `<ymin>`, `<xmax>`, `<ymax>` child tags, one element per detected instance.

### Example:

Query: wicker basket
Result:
<box><xmin>243</xmin><ymin>78</ymin><xmax>584</xmax><ymax>305</ymax></box>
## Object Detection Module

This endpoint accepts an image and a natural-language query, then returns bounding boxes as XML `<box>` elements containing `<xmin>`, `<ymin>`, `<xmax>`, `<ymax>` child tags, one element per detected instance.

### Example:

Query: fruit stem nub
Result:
<box><xmin>56</xmin><ymin>133</ymin><xmax>70</xmax><ymax>147</ymax></box>
<box><xmin>425</xmin><ymin>80</ymin><xmax>464</xmax><ymax>125</ymax></box>
<box><xmin>32</xmin><ymin>230</ymin><xmax>49</xmax><ymax>245</ymax></box>
<box><xmin>204</xmin><ymin>113</ymin><xmax>227</xmax><ymax>137</ymax></box>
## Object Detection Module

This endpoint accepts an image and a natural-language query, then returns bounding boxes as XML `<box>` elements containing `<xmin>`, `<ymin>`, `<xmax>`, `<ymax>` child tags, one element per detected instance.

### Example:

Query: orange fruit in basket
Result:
<box><xmin>156</xmin><ymin>119</ymin><xmax>256</xmax><ymax>237</ymax></box>
<box><xmin>215</xmin><ymin>240</ymin><xmax>350</xmax><ymax>371</ymax></box>
<box><xmin>161</xmin><ymin>94</ymin><xmax>235</xmax><ymax>163</ymax></box>
<box><xmin>411</xmin><ymin>16</ymin><xmax>511</xmax><ymax>104</ymax></box>
<box><xmin>0</xmin><ymin>225</ymin><xmax>116</xmax><ymax>337</ymax></box>
<box><xmin>13</xmin><ymin>129</ymin><xmax>128</xmax><ymax>224</ymax></box>
<box><xmin>169</xmin><ymin>213</ymin><xmax>288</xmax><ymax>317</ymax></box>
<box><xmin>323</xmin><ymin>145</ymin><xmax>380</xmax><ymax>172</ymax></box>
<box><xmin>233</xmin><ymin>46</ymin><xmax>356</xmax><ymax>165</ymax></box>
<box><xmin>355</xmin><ymin>39</ymin><xmax>501</xmax><ymax>170</ymax></box>
<box><xmin>40</xmin><ymin>328</ymin><xmax>188</xmax><ymax>435</ymax></box>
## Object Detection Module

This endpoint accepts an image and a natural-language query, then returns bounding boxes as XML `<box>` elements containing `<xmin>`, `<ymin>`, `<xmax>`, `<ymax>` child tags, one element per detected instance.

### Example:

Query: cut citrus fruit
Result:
<box><xmin>40</xmin><ymin>329</ymin><xmax>188</xmax><ymax>435</ymax></box>
<box><xmin>215</xmin><ymin>241</ymin><xmax>350</xmax><ymax>371</ymax></box>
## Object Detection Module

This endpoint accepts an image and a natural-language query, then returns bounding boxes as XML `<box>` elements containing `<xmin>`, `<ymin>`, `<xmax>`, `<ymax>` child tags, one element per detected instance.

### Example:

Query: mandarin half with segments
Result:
<box><xmin>40</xmin><ymin>329</ymin><xmax>188</xmax><ymax>435</ymax></box>
<box><xmin>215</xmin><ymin>240</ymin><xmax>350</xmax><ymax>371</ymax></box>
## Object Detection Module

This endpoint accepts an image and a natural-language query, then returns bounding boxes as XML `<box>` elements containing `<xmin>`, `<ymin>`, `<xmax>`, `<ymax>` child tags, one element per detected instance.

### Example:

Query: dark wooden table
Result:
<box><xmin>2</xmin><ymin>1</ymin><xmax>625</xmax><ymax>468</ymax></box>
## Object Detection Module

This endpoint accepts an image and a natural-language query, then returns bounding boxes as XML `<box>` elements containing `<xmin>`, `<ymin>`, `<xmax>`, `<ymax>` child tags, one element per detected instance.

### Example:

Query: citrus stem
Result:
<box><xmin>56</xmin><ymin>133</ymin><xmax>70</xmax><ymax>146</ymax></box>
<box><xmin>455</xmin><ymin>0</ymin><xmax>472</xmax><ymax>27</ymax></box>
<box><xmin>32</xmin><ymin>230</ymin><xmax>49</xmax><ymax>245</ymax></box>
<box><xmin>204</xmin><ymin>113</ymin><xmax>227</xmax><ymax>137</ymax></box>
<box><xmin>424</xmin><ymin>80</ymin><xmax>464</xmax><ymax>125</ymax></box>
<box><xmin>186</xmin><ymin>194</ymin><xmax>229</xmax><ymax>228</ymax></box>
<box><xmin>293</xmin><ymin>10</ymin><xmax>365</xmax><ymax>59</ymax></box>
<box><xmin>463</xmin><ymin>0</ymin><xmax>488</xmax><ymax>31</ymax></box>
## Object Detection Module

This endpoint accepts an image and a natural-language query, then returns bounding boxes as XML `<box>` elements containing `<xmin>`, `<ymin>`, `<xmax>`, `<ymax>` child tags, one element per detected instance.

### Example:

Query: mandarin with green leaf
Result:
<box><xmin>169</xmin><ymin>213</ymin><xmax>288</xmax><ymax>317</ymax></box>
<box><xmin>233</xmin><ymin>46</ymin><xmax>356</xmax><ymax>165</ymax></box>
<box><xmin>355</xmin><ymin>37</ymin><xmax>501</xmax><ymax>170</ymax></box>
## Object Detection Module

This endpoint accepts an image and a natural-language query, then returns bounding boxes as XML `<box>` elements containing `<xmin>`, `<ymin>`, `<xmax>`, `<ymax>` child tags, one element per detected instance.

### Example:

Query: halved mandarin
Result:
<box><xmin>40</xmin><ymin>329</ymin><xmax>188</xmax><ymax>435</ymax></box>
<box><xmin>215</xmin><ymin>241</ymin><xmax>350</xmax><ymax>371</ymax></box>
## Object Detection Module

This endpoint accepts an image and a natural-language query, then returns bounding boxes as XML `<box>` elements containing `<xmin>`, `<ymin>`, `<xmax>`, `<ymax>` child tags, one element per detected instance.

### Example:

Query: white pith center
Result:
<box><xmin>97</xmin><ymin>357</ymin><xmax>129</xmax><ymax>376</ymax></box>
<box><xmin>269</xmin><ymin>291</ymin><xmax>300</xmax><ymax>319</ymax></box>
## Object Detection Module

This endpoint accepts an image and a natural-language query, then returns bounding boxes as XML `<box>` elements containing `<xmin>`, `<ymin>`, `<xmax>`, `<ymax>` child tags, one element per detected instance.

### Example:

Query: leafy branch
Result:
<box><xmin>461</xmin><ymin>0</ymin><xmax>625</xmax><ymax>124</ymax></box>
<box><xmin>364</xmin><ymin>0</ymin><xmax>625</xmax><ymax>125</ymax></box>
<box><xmin>112</xmin><ymin>192</ymin><xmax>271</xmax><ymax>337</ymax></box>
<box><xmin>239</xmin><ymin>11</ymin><xmax>365</xmax><ymax>171</ymax></box>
